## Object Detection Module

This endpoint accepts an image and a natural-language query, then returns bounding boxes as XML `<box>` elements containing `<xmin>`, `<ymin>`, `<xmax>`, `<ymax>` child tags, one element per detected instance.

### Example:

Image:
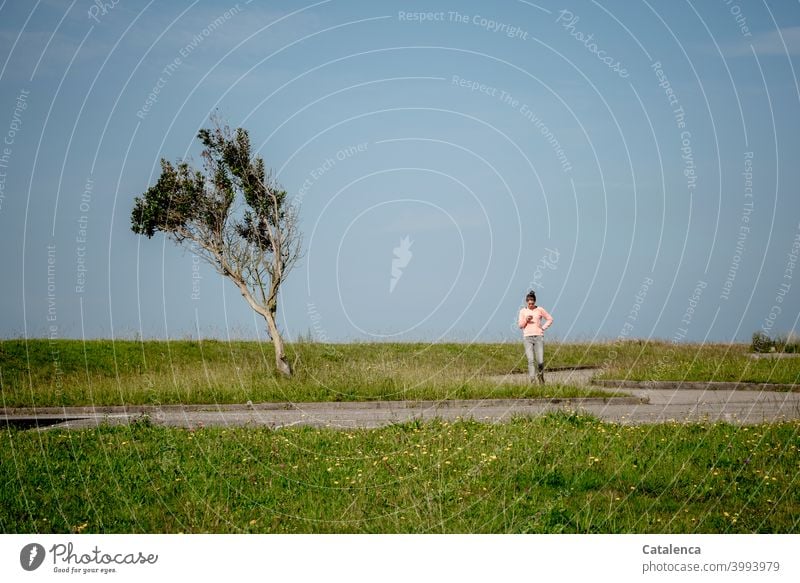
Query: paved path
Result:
<box><xmin>2</xmin><ymin>369</ymin><xmax>798</xmax><ymax>430</ymax></box>
<box><xmin>491</xmin><ymin>368</ymin><xmax>800</xmax><ymax>425</ymax></box>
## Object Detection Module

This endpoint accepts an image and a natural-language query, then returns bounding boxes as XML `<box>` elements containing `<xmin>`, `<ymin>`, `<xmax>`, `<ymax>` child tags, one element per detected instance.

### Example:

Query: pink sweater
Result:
<box><xmin>518</xmin><ymin>306</ymin><xmax>553</xmax><ymax>336</ymax></box>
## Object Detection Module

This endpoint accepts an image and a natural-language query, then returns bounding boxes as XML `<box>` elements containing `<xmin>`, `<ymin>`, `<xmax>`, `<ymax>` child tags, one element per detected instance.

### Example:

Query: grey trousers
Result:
<box><xmin>523</xmin><ymin>335</ymin><xmax>544</xmax><ymax>379</ymax></box>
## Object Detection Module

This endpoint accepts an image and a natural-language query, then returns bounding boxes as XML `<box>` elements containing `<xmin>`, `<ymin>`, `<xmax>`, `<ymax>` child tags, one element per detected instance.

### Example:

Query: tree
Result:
<box><xmin>131</xmin><ymin>119</ymin><xmax>301</xmax><ymax>376</ymax></box>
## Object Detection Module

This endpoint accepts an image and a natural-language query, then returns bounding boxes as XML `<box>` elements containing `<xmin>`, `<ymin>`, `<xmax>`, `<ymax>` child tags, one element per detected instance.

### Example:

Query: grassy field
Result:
<box><xmin>3</xmin><ymin>339</ymin><xmax>798</xmax><ymax>535</ymax></box>
<box><xmin>0</xmin><ymin>339</ymin><xmax>610</xmax><ymax>408</ymax></box>
<box><xmin>0</xmin><ymin>339</ymin><xmax>797</xmax><ymax>408</ymax></box>
<box><xmin>592</xmin><ymin>341</ymin><xmax>800</xmax><ymax>385</ymax></box>
<box><xmin>2</xmin><ymin>414</ymin><xmax>797</xmax><ymax>533</ymax></box>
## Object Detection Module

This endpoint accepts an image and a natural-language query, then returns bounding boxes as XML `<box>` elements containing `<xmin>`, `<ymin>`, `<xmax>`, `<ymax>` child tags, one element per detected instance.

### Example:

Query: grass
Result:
<box><xmin>2</xmin><ymin>415</ymin><xmax>798</xmax><ymax>533</ymax></box>
<box><xmin>3</xmin><ymin>340</ymin><xmax>797</xmax><ymax>535</ymax></box>
<box><xmin>593</xmin><ymin>341</ymin><xmax>800</xmax><ymax>386</ymax></box>
<box><xmin>0</xmin><ymin>339</ymin><xmax>797</xmax><ymax>408</ymax></box>
<box><xmin>0</xmin><ymin>339</ymin><xmax>614</xmax><ymax>408</ymax></box>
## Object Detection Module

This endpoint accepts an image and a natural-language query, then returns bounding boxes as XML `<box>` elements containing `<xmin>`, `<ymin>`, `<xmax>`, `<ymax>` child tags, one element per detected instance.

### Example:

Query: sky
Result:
<box><xmin>0</xmin><ymin>0</ymin><xmax>798</xmax><ymax>344</ymax></box>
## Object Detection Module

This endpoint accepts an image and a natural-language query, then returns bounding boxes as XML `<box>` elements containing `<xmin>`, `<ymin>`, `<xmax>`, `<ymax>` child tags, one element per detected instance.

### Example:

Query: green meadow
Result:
<box><xmin>0</xmin><ymin>339</ymin><xmax>797</xmax><ymax>408</ymax></box>
<box><xmin>2</xmin><ymin>415</ymin><xmax>797</xmax><ymax>533</ymax></box>
<box><xmin>2</xmin><ymin>339</ymin><xmax>798</xmax><ymax>534</ymax></box>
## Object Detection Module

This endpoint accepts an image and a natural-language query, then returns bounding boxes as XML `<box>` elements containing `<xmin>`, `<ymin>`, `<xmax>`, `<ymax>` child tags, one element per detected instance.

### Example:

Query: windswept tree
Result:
<box><xmin>131</xmin><ymin>120</ymin><xmax>301</xmax><ymax>376</ymax></box>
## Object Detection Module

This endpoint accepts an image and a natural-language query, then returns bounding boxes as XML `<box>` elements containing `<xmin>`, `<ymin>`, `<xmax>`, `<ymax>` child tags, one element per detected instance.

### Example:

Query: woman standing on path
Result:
<box><xmin>518</xmin><ymin>291</ymin><xmax>553</xmax><ymax>384</ymax></box>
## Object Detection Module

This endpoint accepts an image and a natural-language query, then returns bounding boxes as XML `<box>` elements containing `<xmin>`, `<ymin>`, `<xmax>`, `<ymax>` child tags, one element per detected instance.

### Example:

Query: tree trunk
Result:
<box><xmin>229</xmin><ymin>276</ymin><xmax>292</xmax><ymax>378</ymax></box>
<box><xmin>264</xmin><ymin>309</ymin><xmax>292</xmax><ymax>377</ymax></box>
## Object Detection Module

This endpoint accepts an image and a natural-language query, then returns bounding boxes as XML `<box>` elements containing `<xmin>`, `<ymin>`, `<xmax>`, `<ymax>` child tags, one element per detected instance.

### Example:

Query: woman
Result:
<box><xmin>518</xmin><ymin>291</ymin><xmax>553</xmax><ymax>384</ymax></box>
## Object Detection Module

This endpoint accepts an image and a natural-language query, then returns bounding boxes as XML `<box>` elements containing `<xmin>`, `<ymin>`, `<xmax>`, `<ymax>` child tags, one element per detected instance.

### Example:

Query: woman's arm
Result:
<box><xmin>518</xmin><ymin>309</ymin><xmax>529</xmax><ymax>329</ymax></box>
<box><xmin>540</xmin><ymin>308</ymin><xmax>553</xmax><ymax>331</ymax></box>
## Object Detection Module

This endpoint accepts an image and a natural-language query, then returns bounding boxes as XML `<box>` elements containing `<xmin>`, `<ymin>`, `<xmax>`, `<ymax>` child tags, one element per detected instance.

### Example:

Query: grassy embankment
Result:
<box><xmin>0</xmin><ymin>339</ymin><xmax>797</xmax><ymax>408</ymax></box>
<box><xmin>592</xmin><ymin>341</ymin><xmax>800</xmax><ymax>385</ymax></box>
<box><xmin>0</xmin><ymin>339</ymin><xmax>610</xmax><ymax>407</ymax></box>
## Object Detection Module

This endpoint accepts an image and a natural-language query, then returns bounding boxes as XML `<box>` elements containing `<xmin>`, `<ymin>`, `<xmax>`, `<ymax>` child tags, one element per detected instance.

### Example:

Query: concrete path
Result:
<box><xmin>2</xmin><ymin>368</ymin><xmax>798</xmax><ymax>430</ymax></box>
<box><xmin>490</xmin><ymin>368</ymin><xmax>800</xmax><ymax>425</ymax></box>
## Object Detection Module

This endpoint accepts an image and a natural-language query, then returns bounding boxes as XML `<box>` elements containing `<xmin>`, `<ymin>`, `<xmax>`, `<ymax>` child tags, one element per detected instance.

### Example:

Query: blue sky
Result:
<box><xmin>1</xmin><ymin>0</ymin><xmax>798</xmax><ymax>343</ymax></box>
